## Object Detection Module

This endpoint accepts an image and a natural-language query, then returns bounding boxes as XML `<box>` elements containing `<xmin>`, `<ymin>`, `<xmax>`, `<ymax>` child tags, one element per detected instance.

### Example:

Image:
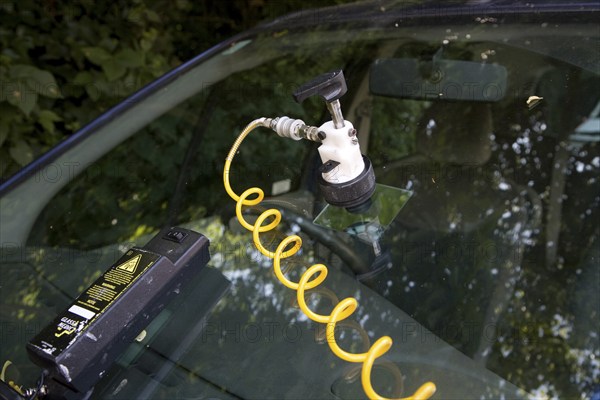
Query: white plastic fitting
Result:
<box><xmin>317</xmin><ymin>120</ymin><xmax>364</xmax><ymax>184</ymax></box>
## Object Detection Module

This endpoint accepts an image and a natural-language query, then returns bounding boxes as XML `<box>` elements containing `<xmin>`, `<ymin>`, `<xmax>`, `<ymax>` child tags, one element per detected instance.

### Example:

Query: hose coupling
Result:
<box><xmin>269</xmin><ymin>116</ymin><xmax>321</xmax><ymax>142</ymax></box>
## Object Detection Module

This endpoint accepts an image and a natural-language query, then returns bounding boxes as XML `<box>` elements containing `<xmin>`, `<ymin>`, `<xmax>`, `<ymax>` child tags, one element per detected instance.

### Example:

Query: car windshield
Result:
<box><xmin>1</xmin><ymin>3</ymin><xmax>598</xmax><ymax>399</ymax></box>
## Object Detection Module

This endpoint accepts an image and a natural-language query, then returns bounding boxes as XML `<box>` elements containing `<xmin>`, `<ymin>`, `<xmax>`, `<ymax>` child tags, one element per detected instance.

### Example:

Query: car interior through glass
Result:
<box><xmin>0</xmin><ymin>4</ymin><xmax>598</xmax><ymax>400</ymax></box>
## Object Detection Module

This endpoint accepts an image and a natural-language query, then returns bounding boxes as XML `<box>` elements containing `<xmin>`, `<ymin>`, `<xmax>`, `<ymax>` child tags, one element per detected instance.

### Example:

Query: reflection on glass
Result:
<box><xmin>0</xmin><ymin>6</ymin><xmax>598</xmax><ymax>399</ymax></box>
<box><xmin>313</xmin><ymin>184</ymin><xmax>412</xmax><ymax>249</ymax></box>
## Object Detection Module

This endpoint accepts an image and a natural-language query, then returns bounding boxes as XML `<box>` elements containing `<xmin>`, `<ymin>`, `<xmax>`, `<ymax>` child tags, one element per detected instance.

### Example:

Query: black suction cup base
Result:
<box><xmin>345</xmin><ymin>197</ymin><xmax>373</xmax><ymax>214</ymax></box>
<box><xmin>318</xmin><ymin>155</ymin><xmax>376</xmax><ymax>212</ymax></box>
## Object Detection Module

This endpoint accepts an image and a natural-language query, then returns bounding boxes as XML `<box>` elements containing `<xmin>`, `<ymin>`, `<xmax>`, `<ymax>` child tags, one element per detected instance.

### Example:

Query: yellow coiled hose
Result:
<box><xmin>223</xmin><ymin>118</ymin><xmax>437</xmax><ymax>400</ymax></box>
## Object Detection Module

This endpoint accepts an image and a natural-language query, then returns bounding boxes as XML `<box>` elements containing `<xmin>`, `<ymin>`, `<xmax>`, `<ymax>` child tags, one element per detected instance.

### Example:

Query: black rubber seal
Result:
<box><xmin>318</xmin><ymin>155</ymin><xmax>376</xmax><ymax>211</ymax></box>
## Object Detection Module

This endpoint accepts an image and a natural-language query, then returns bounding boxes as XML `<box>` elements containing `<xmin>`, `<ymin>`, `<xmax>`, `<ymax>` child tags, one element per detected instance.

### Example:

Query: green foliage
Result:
<box><xmin>0</xmin><ymin>0</ymin><xmax>350</xmax><ymax>179</ymax></box>
<box><xmin>0</xmin><ymin>0</ymin><xmax>177</xmax><ymax>178</ymax></box>
<box><xmin>36</xmin><ymin>30</ymin><xmax>365</xmax><ymax>249</ymax></box>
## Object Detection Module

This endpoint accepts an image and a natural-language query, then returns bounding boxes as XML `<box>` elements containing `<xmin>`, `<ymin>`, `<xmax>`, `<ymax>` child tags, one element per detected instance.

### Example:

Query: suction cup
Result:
<box><xmin>318</xmin><ymin>155</ymin><xmax>376</xmax><ymax>212</ymax></box>
<box><xmin>313</xmin><ymin>184</ymin><xmax>412</xmax><ymax>245</ymax></box>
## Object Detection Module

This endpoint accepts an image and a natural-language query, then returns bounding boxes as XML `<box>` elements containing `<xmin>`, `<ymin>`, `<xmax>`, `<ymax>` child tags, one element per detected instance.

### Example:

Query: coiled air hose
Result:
<box><xmin>223</xmin><ymin>118</ymin><xmax>437</xmax><ymax>400</ymax></box>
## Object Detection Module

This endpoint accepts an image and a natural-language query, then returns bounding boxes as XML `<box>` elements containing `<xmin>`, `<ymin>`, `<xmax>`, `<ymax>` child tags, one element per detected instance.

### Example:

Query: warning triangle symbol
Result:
<box><xmin>117</xmin><ymin>254</ymin><xmax>141</xmax><ymax>273</ymax></box>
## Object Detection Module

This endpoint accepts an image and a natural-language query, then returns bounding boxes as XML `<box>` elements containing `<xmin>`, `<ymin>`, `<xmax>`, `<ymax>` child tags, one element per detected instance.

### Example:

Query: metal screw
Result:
<box><xmin>317</xmin><ymin>131</ymin><xmax>327</xmax><ymax>140</ymax></box>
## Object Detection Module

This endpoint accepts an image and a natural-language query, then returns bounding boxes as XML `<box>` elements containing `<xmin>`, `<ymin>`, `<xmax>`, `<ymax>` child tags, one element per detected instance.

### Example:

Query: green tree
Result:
<box><xmin>0</xmin><ymin>0</ymin><xmax>350</xmax><ymax>180</ymax></box>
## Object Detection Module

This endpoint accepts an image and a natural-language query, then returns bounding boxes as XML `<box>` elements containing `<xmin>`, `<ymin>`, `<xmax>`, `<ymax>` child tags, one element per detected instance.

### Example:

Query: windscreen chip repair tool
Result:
<box><xmin>24</xmin><ymin>227</ymin><xmax>210</xmax><ymax>400</ymax></box>
<box><xmin>270</xmin><ymin>70</ymin><xmax>377</xmax><ymax>212</ymax></box>
<box><xmin>221</xmin><ymin>69</ymin><xmax>435</xmax><ymax>400</ymax></box>
<box><xmin>243</xmin><ymin>70</ymin><xmax>412</xmax><ymax>249</ymax></box>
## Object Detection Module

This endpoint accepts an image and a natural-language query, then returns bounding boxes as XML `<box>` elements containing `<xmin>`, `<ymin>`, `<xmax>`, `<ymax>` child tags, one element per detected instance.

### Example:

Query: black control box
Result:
<box><xmin>26</xmin><ymin>227</ymin><xmax>210</xmax><ymax>399</ymax></box>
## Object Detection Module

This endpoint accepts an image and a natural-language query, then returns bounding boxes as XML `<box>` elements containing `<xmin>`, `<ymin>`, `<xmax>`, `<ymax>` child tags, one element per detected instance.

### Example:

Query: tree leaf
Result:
<box><xmin>6</xmin><ymin>82</ymin><xmax>37</xmax><ymax>116</ymax></box>
<box><xmin>115</xmin><ymin>48</ymin><xmax>145</xmax><ymax>68</ymax></box>
<box><xmin>144</xmin><ymin>10</ymin><xmax>161</xmax><ymax>23</ymax></box>
<box><xmin>27</xmin><ymin>70</ymin><xmax>61</xmax><ymax>99</ymax></box>
<box><xmin>73</xmin><ymin>71</ymin><xmax>94</xmax><ymax>85</ymax></box>
<box><xmin>140</xmin><ymin>28</ymin><xmax>158</xmax><ymax>51</ymax></box>
<box><xmin>82</xmin><ymin>46</ymin><xmax>112</xmax><ymax>66</ymax></box>
<box><xmin>85</xmin><ymin>84</ymin><xmax>101</xmax><ymax>100</ymax></box>
<box><xmin>9</xmin><ymin>139</ymin><xmax>34</xmax><ymax>166</ymax></box>
<box><xmin>8</xmin><ymin>65</ymin><xmax>39</xmax><ymax>79</ymax></box>
<box><xmin>19</xmin><ymin>91</ymin><xmax>38</xmax><ymax>116</ymax></box>
<box><xmin>38</xmin><ymin>110</ymin><xmax>62</xmax><ymax>134</ymax></box>
<box><xmin>9</xmin><ymin>65</ymin><xmax>61</xmax><ymax>98</ymax></box>
<box><xmin>101</xmin><ymin>59</ymin><xmax>126</xmax><ymax>81</ymax></box>
<box><xmin>140</xmin><ymin>38</ymin><xmax>153</xmax><ymax>51</ymax></box>
<box><xmin>0</xmin><ymin>123</ymin><xmax>8</xmax><ymax>148</ymax></box>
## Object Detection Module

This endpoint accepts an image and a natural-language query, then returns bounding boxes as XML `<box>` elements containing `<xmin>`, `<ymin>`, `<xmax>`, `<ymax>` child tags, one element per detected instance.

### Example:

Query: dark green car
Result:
<box><xmin>1</xmin><ymin>1</ymin><xmax>598</xmax><ymax>399</ymax></box>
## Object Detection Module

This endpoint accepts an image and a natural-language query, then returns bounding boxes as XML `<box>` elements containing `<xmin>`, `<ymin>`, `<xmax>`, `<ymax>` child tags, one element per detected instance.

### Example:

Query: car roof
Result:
<box><xmin>259</xmin><ymin>0</ymin><xmax>600</xmax><ymax>29</ymax></box>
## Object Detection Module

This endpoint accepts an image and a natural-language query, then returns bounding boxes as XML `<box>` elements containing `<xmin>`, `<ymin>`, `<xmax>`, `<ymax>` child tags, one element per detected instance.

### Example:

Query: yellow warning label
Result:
<box><xmin>55</xmin><ymin>328</ymin><xmax>75</xmax><ymax>337</ymax></box>
<box><xmin>116</xmin><ymin>254</ymin><xmax>141</xmax><ymax>273</ymax></box>
<box><xmin>30</xmin><ymin>249</ymin><xmax>160</xmax><ymax>356</ymax></box>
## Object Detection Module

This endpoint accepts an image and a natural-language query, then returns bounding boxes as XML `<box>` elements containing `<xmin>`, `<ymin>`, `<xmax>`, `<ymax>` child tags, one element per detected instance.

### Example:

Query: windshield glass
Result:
<box><xmin>1</xmin><ymin>4</ymin><xmax>598</xmax><ymax>399</ymax></box>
